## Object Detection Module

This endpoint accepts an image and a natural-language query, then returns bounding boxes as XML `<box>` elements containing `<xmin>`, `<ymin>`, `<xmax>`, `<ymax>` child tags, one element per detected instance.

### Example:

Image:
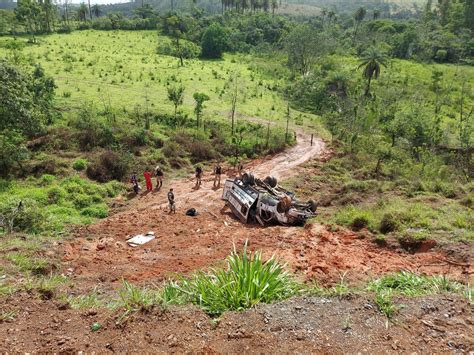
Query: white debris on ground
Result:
<box><xmin>126</xmin><ymin>231</ymin><xmax>155</xmax><ymax>247</ymax></box>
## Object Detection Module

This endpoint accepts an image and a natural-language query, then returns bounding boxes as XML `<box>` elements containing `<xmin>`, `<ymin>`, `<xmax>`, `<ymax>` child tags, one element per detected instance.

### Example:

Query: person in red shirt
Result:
<box><xmin>143</xmin><ymin>170</ymin><xmax>153</xmax><ymax>191</ymax></box>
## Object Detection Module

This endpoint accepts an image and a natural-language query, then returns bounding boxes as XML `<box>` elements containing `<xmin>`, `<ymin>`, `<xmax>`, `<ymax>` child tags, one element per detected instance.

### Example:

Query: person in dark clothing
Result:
<box><xmin>167</xmin><ymin>188</ymin><xmax>176</xmax><ymax>213</ymax></box>
<box><xmin>213</xmin><ymin>163</ymin><xmax>222</xmax><ymax>188</ymax></box>
<box><xmin>130</xmin><ymin>173</ymin><xmax>140</xmax><ymax>195</ymax></box>
<box><xmin>154</xmin><ymin>165</ymin><xmax>164</xmax><ymax>190</ymax></box>
<box><xmin>195</xmin><ymin>166</ymin><xmax>203</xmax><ymax>188</ymax></box>
<box><xmin>237</xmin><ymin>160</ymin><xmax>244</xmax><ymax>178</ymax></box>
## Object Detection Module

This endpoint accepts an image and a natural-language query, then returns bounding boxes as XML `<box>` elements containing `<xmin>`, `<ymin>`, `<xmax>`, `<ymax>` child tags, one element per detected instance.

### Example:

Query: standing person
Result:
<box><xmin>144</xmin><ymin>170</ymin><xmax>153</xmax><ymax>191</ymax></box>
<box><xmin>167</xmin><ymin>188</ymin><xmax>176</xmax><ymax>213</ymax></box>
<box><xmin>213</xmin><ymin>163</ymin><xmax>222</xmax><ymax>188</ymax></box>
<box><xmin>154</xmin><ymin>165</ymin><xmax>164</xmax><ymax>190</ymax></box>
<box><xmin>195</xmin><ymin>165</ymin><xmax>203</xmax><ymax>188</ymax></box>
<box><xmin>237</xmin><ymin>160</ymin><xmax>244</xmax><ymax>178</ymax></box>
<box><xmin>130</xmin><ymin>173</ymin><xmax>140</xmax><ymax>195</ymax></box>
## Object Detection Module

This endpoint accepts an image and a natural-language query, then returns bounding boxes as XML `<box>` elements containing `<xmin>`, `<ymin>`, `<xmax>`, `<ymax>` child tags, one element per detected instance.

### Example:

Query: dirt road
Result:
<box><xmin>62</xmin><ymin>133</ymin><xmax>470</xmax><ymax>291</ymax></box>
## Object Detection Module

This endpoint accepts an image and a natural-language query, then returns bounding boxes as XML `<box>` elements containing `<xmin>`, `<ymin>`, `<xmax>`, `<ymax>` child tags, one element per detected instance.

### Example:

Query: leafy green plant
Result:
<box><xmin>374</xmin><ymin>289</ymin><xmax>398</xmax><ymax>318</ymax></box>
<box><xmin>73</xmin><ymin>159</ymin><xmax>88</xmax><ymax>171</ymax></box>
<box><xmin>172</xmin><ymin>243</ymin><xmax>298</xmax><ymax>316</ymax></box>
<box><xmin>368</xmin><ymin>271</ymin><xmax>470</xmax><ymax>298</ymax></box>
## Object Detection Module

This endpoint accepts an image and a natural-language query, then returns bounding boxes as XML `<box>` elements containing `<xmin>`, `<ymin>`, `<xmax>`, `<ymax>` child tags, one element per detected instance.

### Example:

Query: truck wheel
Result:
<box><xmin>308</xmin><ymin>199</ymin><xmax>318</xmax><ymax>212</ymax></box>
<box><xmin>242</xmin><ymin>173</ymin><xmax>255</xmax><ymax>186</ymax></box>
<box><xmin>264</xmin><ymin>176</ymin><xmax>278</xmax><ymax>188</ymax></box>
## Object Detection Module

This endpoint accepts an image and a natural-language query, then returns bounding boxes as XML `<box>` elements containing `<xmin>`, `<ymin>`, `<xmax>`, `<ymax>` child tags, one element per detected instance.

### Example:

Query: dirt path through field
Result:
<box><xmin>62</xmin><ymin>133</ymin><xmax>471</xmax><ymax>291</ymax></box>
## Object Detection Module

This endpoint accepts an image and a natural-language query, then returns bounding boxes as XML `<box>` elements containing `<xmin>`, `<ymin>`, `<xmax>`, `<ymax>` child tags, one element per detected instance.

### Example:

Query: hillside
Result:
<box><xmin>0</xmin><ymin>1</ymin><xmax>473</xmax><ymax>352</ymax></box>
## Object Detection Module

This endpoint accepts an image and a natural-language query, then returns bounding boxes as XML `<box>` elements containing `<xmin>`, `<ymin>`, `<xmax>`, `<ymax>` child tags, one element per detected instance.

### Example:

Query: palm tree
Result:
<box><xmin>373</xmin><ymin>9</ymin><xmax>380</xmax><ymax>20</ymax></box>
<box><xmin>358</xmin><ymin>46</ymin><xmax>388</xmax><ymax>97</ymax></box>
<box><xmin>77</xmin><ymin>3</ymin><xmax>88</xmax><ymax>21</ymax></box>
<box><xmin>87</xmin><ymin>0</ymin><xmax>91</xmax><ymax>20</ymax></box>
<box><xmin>92</xmin><ymin>4</ymin><xmax>101</xmax><ymax>18</ymax></box>
<box><xmin>353</xmin><ymin>6</ymin><xmax>366</xmax><ymax>43</ymax></box>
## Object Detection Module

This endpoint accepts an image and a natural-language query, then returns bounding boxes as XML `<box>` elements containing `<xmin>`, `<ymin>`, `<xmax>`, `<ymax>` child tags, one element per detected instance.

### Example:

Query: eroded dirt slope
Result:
<box><xmin>62</xmin><ymin>133</ymin><xmax>471</xmax><ymax>290</ymax></box>
<box><xmin>1</xmin><ymin>293</ymin><xmax>472</xmax><ymax>353</ymax></box>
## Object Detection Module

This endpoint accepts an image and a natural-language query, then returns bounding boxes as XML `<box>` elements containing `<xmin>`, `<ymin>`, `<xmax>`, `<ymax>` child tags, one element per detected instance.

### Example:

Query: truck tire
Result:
<box><xmin>264</xmin><ymin>176</ymin><xmax>278</xmax><ymax>188</ymax></box>
<box><xmin>242</xmin><ymin>172</ymin><xmax>255</xmax><ymax>186</ymax></box>
<box><xmin>308</xmin><ymin>199</ymin><xmax>318</xmax><ymax>212</ymax></box>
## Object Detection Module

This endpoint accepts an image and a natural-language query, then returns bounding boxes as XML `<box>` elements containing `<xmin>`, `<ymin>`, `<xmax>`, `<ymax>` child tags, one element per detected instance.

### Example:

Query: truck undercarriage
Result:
<box><xmin>221</xmin><ymin>173</ymin><xmax>317</xmax><ymax>226</ymax></box>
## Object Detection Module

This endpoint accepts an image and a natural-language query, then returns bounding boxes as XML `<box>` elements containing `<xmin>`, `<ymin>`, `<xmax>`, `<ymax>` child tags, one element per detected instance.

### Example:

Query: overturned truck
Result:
<box><xmin>222</xmin><ymin>173</ymin><xmax>317</xmax><ymax>226</ymax></box>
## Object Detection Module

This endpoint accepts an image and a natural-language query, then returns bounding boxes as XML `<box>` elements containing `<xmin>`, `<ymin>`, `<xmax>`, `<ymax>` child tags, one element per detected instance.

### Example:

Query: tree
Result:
<box><xmin>0</xmin><ymin>130</ymin><xmax>29</xmax><ymax>178</ymax></box>
<box><xmin>15</xmin><ymin>0</ymin><xmax>42</xmax><ymax>42</ymax></box>
<box><xmin>167</xmin><ymin>84</ymin><xmax>185</xmax><ymax>124</ymax></box>
<box><xmin>92</xmin><ymin>4</ymin><xmax>101</xmax><ymax>18</ymax></box>
<box><xmin>228</xmin><ymin>73</ymin><xmax>240</xmax><ymax>138</ymax></box>
<box><xmin>77</xmin><ymin>3</ymin><xmax>88</xmax><ymax>21</ymax></box>
<box><xmin>0</xmin><ymin>60</ymin><xmax>56</xmax><ymax>137</ymax></box>
<box><xmin>88</xmin><ymin>0</ymin><xmax>92</xmax><ymax>20</ymax></box>
<box><xmin>201</xmin><ymin>23</ymin><xmax>228</xmax><ymax>59</ymax></box>
<box><xmin>164</xmin><ymin>14</ymin><xmax>187</xmax><ymax>66</ymax></box>
<box><xmin>286</xmin><ymin>25</ymin><xmax>332</xmax><ymax>75</ymax></box>
<box><xmin>134</xmin><ymin>3</ymin><xmax>155</xmax><ymax>19</ymax></box>
<box><xmin>373</xmin><ymin>9</ymin><xmax>381</xmax><ymax>20</ymax></box>
<box><xmin>358</xmin><ymin>46</ymin><xmax>387</xmax><ymax>97</ymax></box>
<box><xmin>193</xmin><ymin>92</ymin><xmax>210</xmax><ymax>128</ymax></box>
<box><xmin>353</xmin><ymin>6</ymin><xmax>366</xmax><ymax>43</ymax></box>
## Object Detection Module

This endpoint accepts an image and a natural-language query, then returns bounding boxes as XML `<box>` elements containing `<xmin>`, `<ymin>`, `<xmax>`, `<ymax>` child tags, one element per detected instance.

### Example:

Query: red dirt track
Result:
<box><xmin>62</xmin><ymin>133</ymin><xmax>472</xmax><ymax>289</ymax></box>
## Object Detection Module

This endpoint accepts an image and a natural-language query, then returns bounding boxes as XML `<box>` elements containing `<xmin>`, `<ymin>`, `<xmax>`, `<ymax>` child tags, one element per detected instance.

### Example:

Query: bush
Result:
<box><xmin>351</xmin><ymin>215</ymin><xmax>369</xmax><ymax>231</ymax></box>
<box><xmin>47</xmin><ymin>186</ymin><xmax>66</xmax><ymax>204</ymax></box>
<box><xmin>170</xmin><ymin>243</ymin><xmax>297</xmax><ymax>316</ymax></box>
<box><xmin>379</xmin><ymin>213</ymin><xmax>399</xmax><ymax>234</ymax></box>
<box><xmin>70</xmin><ymin>106</ymin><xmax>116</xmax><ymax>151</ymax></box>
<box><xmin>72</xmin><ymin>193</ymin><xmax>94</xmax><ymax>209</ymax></box>
<box><xmin>156</xmin><ymin>38</ymin><xmax>200</xmax><ymax>59</ymax></box>
<box><xmin>73</xmin><ymin>159</ymin><xmax>87</xmax><ymax>171</ymax></box>
<box><xmin>81</xmin><ymin>205</ymin><xmax>108</xmax><ymax>218</ymax></box>
<box><xmin>201</xmin><ymin>23</ymin><xmax>229</xmax><ymax>59</ymax></box>
<box><xmin>86</xmin><ymin>150</ymin><xmax>131</xmax><ymax>182</ymax></box>
<box><xmin>0</xmin><ymin>197</ymin><xmax>46</xmax><ymax>234</ymax></box>
<box><xmin>39</xmin><ymin>174</ymin><xmax>56</xmax><ymax>186</ymax></box>
<box><xmin>162</xmin><ymin>141</ymin><xmax>185</xmax><ymax>159</ymax></box>
<box><xmin>189</xmin><ymin>140</ymin><xmax>217</xmax><ymax>163</ymax></box>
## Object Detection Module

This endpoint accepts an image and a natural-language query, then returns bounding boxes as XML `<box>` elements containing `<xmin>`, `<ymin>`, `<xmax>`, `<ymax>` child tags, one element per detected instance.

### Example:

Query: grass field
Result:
<box><xmin>0</xmin><ymin>30</ymin><xmax>318</xmax><ymax>127</ymax></box>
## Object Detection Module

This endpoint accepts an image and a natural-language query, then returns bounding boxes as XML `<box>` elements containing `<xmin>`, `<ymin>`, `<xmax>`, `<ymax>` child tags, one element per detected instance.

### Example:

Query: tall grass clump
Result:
<box><xmin>173</xmin><ymin>243</ymin><xmax>298</xmax><ymax>316</ymax></box>
<box><xmin>368</xmin><ymin>271</ymin><xmax>471</xmax><ymax>299</ymax></box>
<box><xmin>112</xmin><ymin>280</ymin><xmax>162</xmax><ymax>315</ymax></box>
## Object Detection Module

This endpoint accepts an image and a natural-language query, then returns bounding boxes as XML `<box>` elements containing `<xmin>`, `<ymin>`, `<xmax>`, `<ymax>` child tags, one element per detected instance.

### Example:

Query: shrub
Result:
<box><xmin>70</xmin><ymin>106</ymin><xmax>116</xmax><ymax>151</ymax></box>
<box><xmin>162</xmin><ymin>141</ymin><xmax>185</xmax><ymax>159</ymax></box>
<box><xmin>81</xmin><ymin>205</ymin><xmax>108</xmax><ymax>218</ymax></box>
<box><xmin>189</xmin><ymin>140</ymin><xmax>217</xmax><ymax>163</ymax></box>
<box><xmin>379</xmin><ymin>213</ymin><xmax>399</xmax><ymax>234</ymax></box>
<box><xmin>351</xmin><ymin>215</ymin><xmax>369</xmax><ymax>231</ymax></box>
<box><xmin>73</xmin><ymin>159</ymin><xmax>87</xmax><ymax>171</ymax></box>
<box><xmin>201</xmin><ymin>23</ymin><xmax>229</xmax><ymax>59</ymax></box>
<box><xmin>157</xmin><ymin>38</ymin><xmax>200</xmax><ymax>59</ymax></box>
<box><xmin>86</xmin><ymin>150</ymin><xmax>131</xmax><ymax>182</ymax></box>
<box><xmin>104</xmin><ymin>181</ymin><xmax>125</xmax><ymax>197</ymax></box>
<box><xmin>170</xmin><ymin>243</ymin><xmax>297</xmax><ymax>316</ymax></box>
<box><xmin>39</xmin><ymin>174</ymin><xmax>56</xmax><ymax>186</ymax></box>
<box><xmin>47</xmin><ymin>186</ymin><xmax>66</xmax><ymax>204</ymax></box>
<box><xmin>72</xmin><ymin>193</ymin><xmax>94</xmax><ymax>209</ymax></box>
<box><xmin>0</xmin><ymin>197</ymin><xmax>46</xmax><ymax>234</ymax></box>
